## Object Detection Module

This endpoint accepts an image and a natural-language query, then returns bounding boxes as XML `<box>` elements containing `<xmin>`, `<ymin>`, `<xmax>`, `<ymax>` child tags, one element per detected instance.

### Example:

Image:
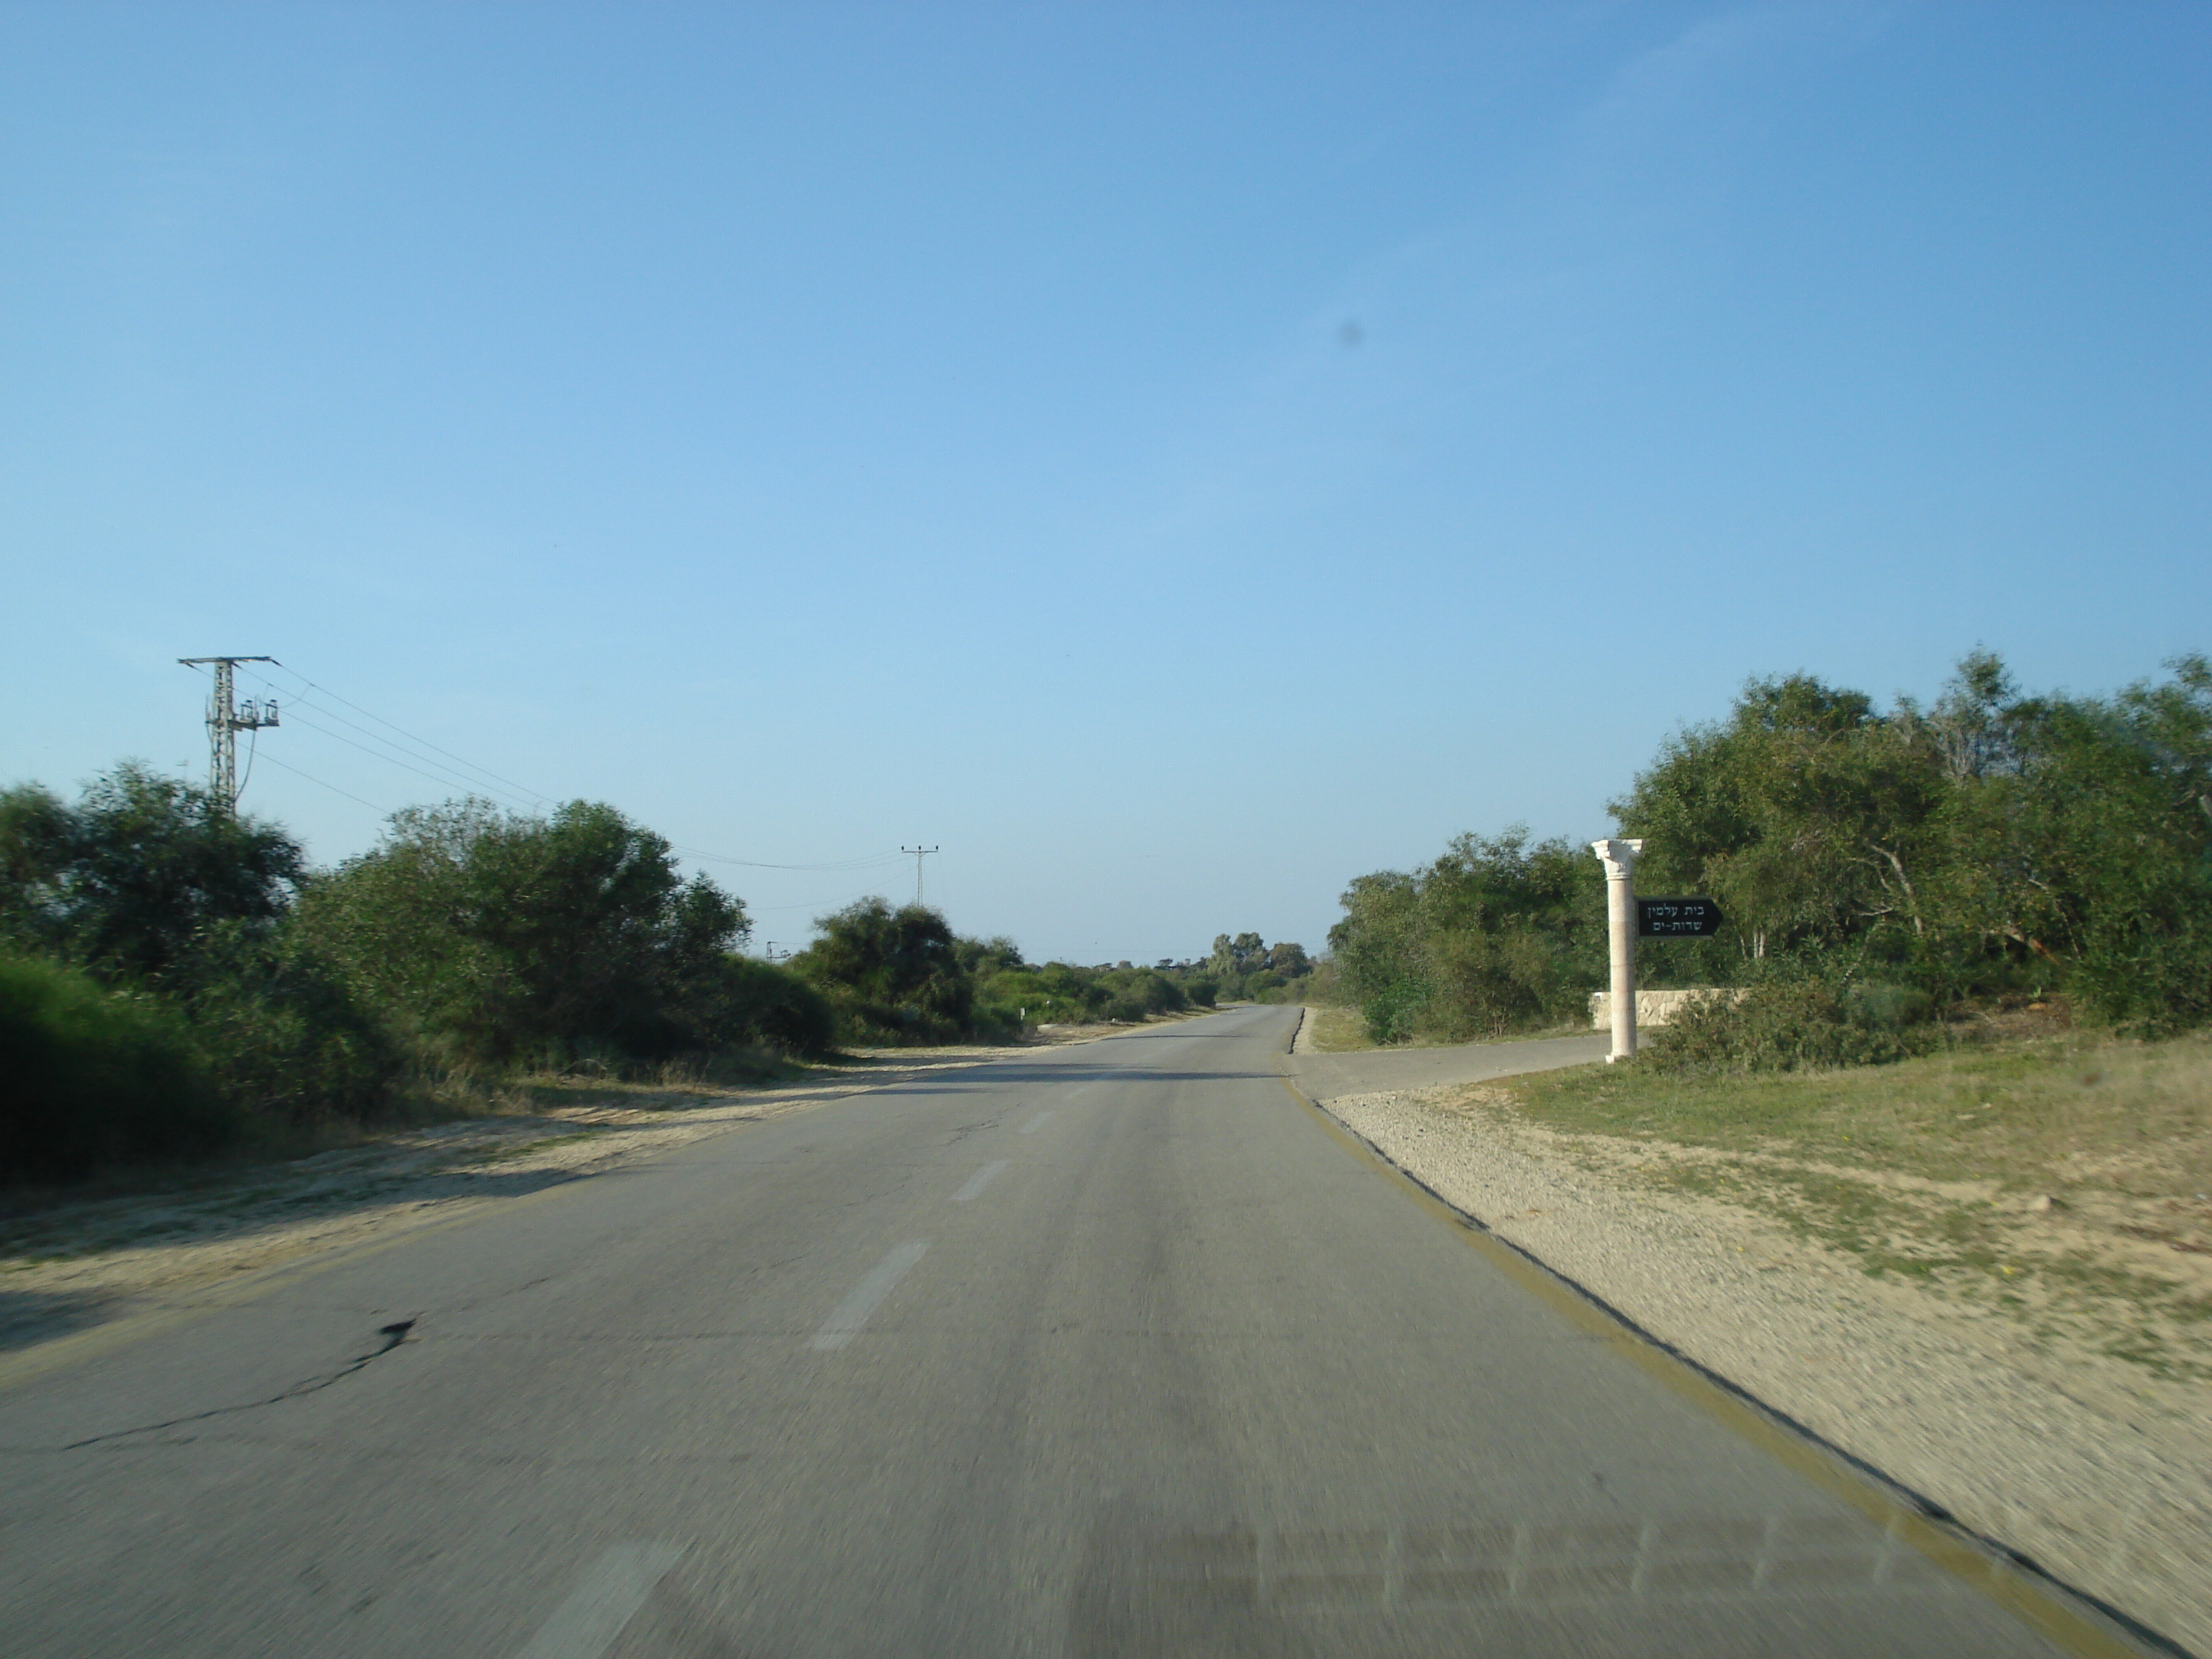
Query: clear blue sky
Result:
<box><xmin>5</xmin><ymin>3</ymin><xmax>2207</xmax><ymax>964</ymax></box>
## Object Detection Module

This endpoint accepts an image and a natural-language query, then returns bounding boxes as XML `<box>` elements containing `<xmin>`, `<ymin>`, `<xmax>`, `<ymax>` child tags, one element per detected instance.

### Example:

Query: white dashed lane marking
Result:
<box><xmin>513</xmin><ymin>1542</ymin><xmax>686</xmax><ymax>1659</ymax></box>
<box><xmin>952</xmin><ymin>1160</ymin><xmax>1010</xmax><ymax>1202</ymax></box>
<box><xmin>1020</xmin><ymin>1110</ymin><xmax>1056</xmax><ymax>1134</ymax></box>
<box><xmin>807</xmin><ymin>1241</ymin><xmax>930</xmax><ymax>1351</ymax></box>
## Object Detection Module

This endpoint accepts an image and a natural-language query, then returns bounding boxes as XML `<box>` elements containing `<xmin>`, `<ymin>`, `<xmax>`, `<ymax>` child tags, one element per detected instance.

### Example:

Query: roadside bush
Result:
<box><xmin>1096</xmin><ymin>967</ymin><xmax>1185</xmax><ymax>1023</ymax></box>
<box><xmin>967</xmin><ymin>999</ymin><xmax>1027</xmax><ymax>1042</ymax></box>
<box><xmin>1333</xmin><ymin>829</ymin><xmax>1604</xmax><ymax>1046</ymax></box>
<box><xmin>0</xmin><ymin>951</ymin><xmax>239</xmax><ymax>1182</ymax></box>
<box><xmin>167</xmin><ymin>922</ymin><xmax>402</xmax><ymax>1125</ymax></box>
<box><xmin>295</xmin><ymin>799</ymin><xmax>748</xmax><ymax>1069</ymax></box>
<box><xmin>1642</xmin><ymin>978</ymin><xmax>1934</xmax><ymax>1075</ymax></box>
<box><xmin>791</xmin><ymin>899</ymin><xmax>976</xmax><ymax>1045</ymax></box>
<box><xmin>0</xmin><ymin>766</ymin><xmax>300</xmax><ymax>979</ymax></box>
<box><xmin>2069</xmin><ymin>863</ymin><xmax>2212</xmax><ymax>1038</ymax></box>
<box><xmin>1362</xmin><ymin>976</ymin><xmax>1432</xmax><ymax>1045</ymax></box>
<box><xmin>685</xmin><ymin>956</ymin><xmax>837</xmax><ymax>1057</ymax></box>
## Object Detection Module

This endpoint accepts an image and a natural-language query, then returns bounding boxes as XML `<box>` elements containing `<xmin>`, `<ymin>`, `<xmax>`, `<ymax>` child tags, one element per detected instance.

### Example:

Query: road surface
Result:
<box><xmin>0</xmin><ymin>1007</ymin><xmax>2124</xmax><ymax>1655</ymax></box>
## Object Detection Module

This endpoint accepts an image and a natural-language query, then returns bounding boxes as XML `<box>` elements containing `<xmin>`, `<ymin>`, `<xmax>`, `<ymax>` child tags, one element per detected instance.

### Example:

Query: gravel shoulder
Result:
<box><xmin>1316</xmin><ymin>1069</ymin><xmax>2211</xmax><ymax>1656</ymax></box>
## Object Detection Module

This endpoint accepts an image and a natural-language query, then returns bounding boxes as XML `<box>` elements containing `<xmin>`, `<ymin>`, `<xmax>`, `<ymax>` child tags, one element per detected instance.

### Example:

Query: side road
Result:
<box><xmin>1282</xmin><ymin>1010</ymin><xmax>2211</xmax><ymax>1658</ymax></box>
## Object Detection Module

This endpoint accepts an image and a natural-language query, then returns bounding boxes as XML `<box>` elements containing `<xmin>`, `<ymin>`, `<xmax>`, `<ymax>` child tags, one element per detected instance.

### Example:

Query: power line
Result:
<box><xmin>251</xmin><ymin>752</ymin><xmax>392</xmax><ymax>814</ymax></box>
<box><xmin>221</xmin><ymin>657</ymin><xmax>914</xmax><ymax>874</ymax></box>
<box><xmin>239</xmin><ymin>676</ymin><xmax>549</xmax><ymax>809</ymax></box>
<box><xmin>274</xmin><ymin>704</ymin><xmax>543</xmax><ymax>809</ymax></box>
<box><xmin>246</xmin><ymin>661</ymin><xmax>553</xmax><ymax>806</ymax></box>
<box><xmin>670</xmin><ymin>844</ymin><xmax>910</xmax><ymax>873</ymax></box>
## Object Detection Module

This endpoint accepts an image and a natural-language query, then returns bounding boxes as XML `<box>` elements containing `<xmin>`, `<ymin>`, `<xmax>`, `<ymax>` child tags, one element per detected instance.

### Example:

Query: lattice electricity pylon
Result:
<box><xmin>178</xmin><ymin>657</ymin><xmax>279</xmax><ymax>811</ymax></box>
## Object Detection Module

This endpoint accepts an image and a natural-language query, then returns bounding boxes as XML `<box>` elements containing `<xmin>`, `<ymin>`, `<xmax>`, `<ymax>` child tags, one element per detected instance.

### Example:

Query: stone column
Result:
<box><xmin>1591</xmin><ymin>838</ymin><xmax>1644</xmax><ymax>1063</ymax></box>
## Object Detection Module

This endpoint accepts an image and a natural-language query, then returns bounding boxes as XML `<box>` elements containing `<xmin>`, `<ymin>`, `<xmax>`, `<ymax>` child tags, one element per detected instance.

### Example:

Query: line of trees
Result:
<box><xmin>1329</xmin><ymin>653</ymin><xmax>2212</xmax><ymax>1056</ymax></box>
<box><xmin>783</xmin><ymin>902</ymin><xmax>1316</xmax><ymax>1038</ymax></box>
<box><xmin>1</xmin><ymin>768</ymin><xmax>834</xmax><ymax>1182</ymax></box>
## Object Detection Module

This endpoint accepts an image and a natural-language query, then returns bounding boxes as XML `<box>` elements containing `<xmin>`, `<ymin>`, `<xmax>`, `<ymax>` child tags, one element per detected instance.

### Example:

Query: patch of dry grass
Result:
<box><xmin>1476</xmin><ymin>1031</ymin><xmax>2212</xmax><ymax>1379</ymax></box>
<box><xmin>1305</xmin><ymin>1005</ymin><xmax>1377</xmax><ymax>1052</ymax></box>
<box><xmin>1502</xmin><ymin>1030</ymin><xmax>2212</xmax><ymax>1201</ymax></box>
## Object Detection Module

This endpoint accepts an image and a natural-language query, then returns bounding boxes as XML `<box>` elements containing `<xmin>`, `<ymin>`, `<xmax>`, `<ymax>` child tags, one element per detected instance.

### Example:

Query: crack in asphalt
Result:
<box><xmin>61</xmin><ymin>1320</ymin><xmax>418</xmax><ymax>1450</ymax></box>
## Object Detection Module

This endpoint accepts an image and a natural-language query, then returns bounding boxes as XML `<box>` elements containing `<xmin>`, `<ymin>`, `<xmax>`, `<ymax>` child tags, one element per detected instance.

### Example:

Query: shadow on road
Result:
<box><xmin>0</xmin><ymin>1288</ymin><xmax>112</xmax><ymax>1354</ymax></box>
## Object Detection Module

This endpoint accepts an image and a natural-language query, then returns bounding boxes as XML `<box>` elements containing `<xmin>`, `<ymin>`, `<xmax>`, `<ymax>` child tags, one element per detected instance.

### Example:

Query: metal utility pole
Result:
<box><xmin>179</xmin><ymin>657</ymin><xmax>279</xmax><ymax>812</ymax></box>
<box><xmin>901</xmin><ymin>845</ymin><xmax>940</xmax><ymax>909</ymax></box>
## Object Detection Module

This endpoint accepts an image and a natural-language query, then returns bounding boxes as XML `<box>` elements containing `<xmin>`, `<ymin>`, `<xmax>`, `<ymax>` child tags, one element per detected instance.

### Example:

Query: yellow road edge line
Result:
<box><xmin>1274</xmin><ymin>1069</ymin><xmax>2168</xmax><ymax>1659</ymax></box>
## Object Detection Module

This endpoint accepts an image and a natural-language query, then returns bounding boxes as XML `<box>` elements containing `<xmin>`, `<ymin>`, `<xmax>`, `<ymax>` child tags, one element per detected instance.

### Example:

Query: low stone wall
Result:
<box><xmin>1587</xmin><ymin>987</ymin><xmax>1741</xmax><ymax>1030</ymax></box>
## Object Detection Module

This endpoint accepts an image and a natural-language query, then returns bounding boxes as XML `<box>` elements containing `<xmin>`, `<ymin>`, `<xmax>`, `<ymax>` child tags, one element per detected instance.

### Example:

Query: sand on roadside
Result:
<box><xmin>1321</xmin><ymin>1081</ymin><xmax>2212</xmax><ymax>1657</ymax></box>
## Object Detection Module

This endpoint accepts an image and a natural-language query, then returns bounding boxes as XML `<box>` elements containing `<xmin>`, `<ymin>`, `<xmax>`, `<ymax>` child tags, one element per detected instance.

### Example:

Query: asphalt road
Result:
<box><xmin>0</xmin><ymin>1007</ymin><xmax>2108</xmax><ymax>1656</ymax></box>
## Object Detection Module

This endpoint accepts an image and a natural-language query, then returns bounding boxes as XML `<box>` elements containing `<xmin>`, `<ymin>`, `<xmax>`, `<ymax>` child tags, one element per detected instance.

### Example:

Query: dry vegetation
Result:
<box><xmin>1480</xmin><ymin>1027</ymin><xmax>2212</xmax><ymax>1381</ymax></box>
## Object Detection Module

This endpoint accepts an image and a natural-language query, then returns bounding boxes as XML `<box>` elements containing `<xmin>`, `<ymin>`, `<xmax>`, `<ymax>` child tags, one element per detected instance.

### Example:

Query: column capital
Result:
<box><xmin>1591</xmin><ymin>838</ymin><xmax>1644</xmax><ymax>881</ymax></box>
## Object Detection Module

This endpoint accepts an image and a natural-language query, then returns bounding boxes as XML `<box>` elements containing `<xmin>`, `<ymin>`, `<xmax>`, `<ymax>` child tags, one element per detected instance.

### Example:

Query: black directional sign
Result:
<box><xmin>1637</xmin><ymin>897</ymin><xmax>1724</xmax><ymax>938</ymax></box>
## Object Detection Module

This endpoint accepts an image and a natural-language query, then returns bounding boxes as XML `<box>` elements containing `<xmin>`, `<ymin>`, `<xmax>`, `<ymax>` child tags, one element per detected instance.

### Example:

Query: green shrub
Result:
<box><xmin>168</xmin><ymin>923</ymin><xmax>402</xmax><ymax>1125</ymax></box>
<box><xmin>2070</xmin><ymin>860</ymin><xmax>2212</xmax><ymax>1037</ymax></box>
<box><xmin>1332</xmin><ymin>829</ymin><xmax>1604</xmax><ymax>1044</ymax></box>
<box><xmin>1642</xmin><ymin>978</ymin><xmax>1935</xmax><ymax>1075</ymax></box>
<box><xmin>791</xmin><ymin>899</ymin><xmax>979</xmax><ymax>1044</ymax></box>
<box><xmin>1362</xmin><ymin>976</ymin><xmax>1431</xmax><ymax>1045</ymax></box>
<box><xmin>0</xmin><ymin>952</ymin><xmax>240</xmax><ymax>1182</ymax></box>
<box><xmin>295</xmin><ymin>799</ymin><xmax>748</xmax><ymax>1068</ymax></box>
<box><xmin>1094</xmin><ymin>967</ymin><xmax>1185</xmax><ymax>1023</ymax></box>
<box><xmin>688</xmin><ymin>957</ymin><xmax>837</xmax><ymax>1056</ymax></box>
<box><xmin>0</xmin><ymin>766</ymin><xmax>301</xmax><ymax>979</ymax></box>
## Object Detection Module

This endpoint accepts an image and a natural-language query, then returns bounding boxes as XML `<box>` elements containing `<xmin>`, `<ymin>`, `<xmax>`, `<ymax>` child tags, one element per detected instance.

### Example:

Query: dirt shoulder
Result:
<box><xmin>0</xmin><ymin>1038</ymin><xmax>1105</xmax><ymax>1363</ymax></box>
<box><xmin>1316</xmin><ymin>1042</ymin><xmax>2212</xmax><ymax>1657</ymax></box>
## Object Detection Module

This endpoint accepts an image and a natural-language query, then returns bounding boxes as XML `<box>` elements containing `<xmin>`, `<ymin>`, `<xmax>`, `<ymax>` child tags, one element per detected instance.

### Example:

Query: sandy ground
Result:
<box><xmin>1309</xmin><ymin>1057</ymin><xmax>2212</xmax><ymax>1655</ymax></box>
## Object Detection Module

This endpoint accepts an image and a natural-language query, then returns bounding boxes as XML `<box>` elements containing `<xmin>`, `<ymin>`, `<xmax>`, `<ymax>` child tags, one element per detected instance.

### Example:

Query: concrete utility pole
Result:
<box><xmin>1591</xmin><ymin>837</ymin><xmax>1644</xmax><ymax>1063</ymax></box>
<box><xmin>179</xmin><ymin>657</ymin><xmax>279</xmax><ymax>813</ymax></box>
<box><xmin>901</xmin><ymin>845</ymin><xmax>940</xmax><ymax>909</ymax></box>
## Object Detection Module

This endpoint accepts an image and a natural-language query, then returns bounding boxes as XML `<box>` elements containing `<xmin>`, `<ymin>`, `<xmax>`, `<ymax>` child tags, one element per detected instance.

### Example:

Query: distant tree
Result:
<box><xmin>1330</xmin><ymin>827</ymin><xmax>1604</xmax><ymax>1043</ymax></box>
<box><xmin>1208</xmin><ymin>931</ymin><xmax>1272</xmax><ymax>977</ymax></box>
<box><xmin>792</xmin><ymin>898</ymin><xmax>974</xmax><ymax>1035</ymax></box>
<box><xmin>953</xmin><ymin>935</ymin><xmax>1025</xmax><ymax>975</ymax></box>
<box><xmin>296</xmin><ymin>798</ymin><xmax>747</xmax><ymax>1065</ymax></box>
<box><xmin>0</xmin><ymin>764</ymin><xmax>302</xmax><ymax>982</ymax></box>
